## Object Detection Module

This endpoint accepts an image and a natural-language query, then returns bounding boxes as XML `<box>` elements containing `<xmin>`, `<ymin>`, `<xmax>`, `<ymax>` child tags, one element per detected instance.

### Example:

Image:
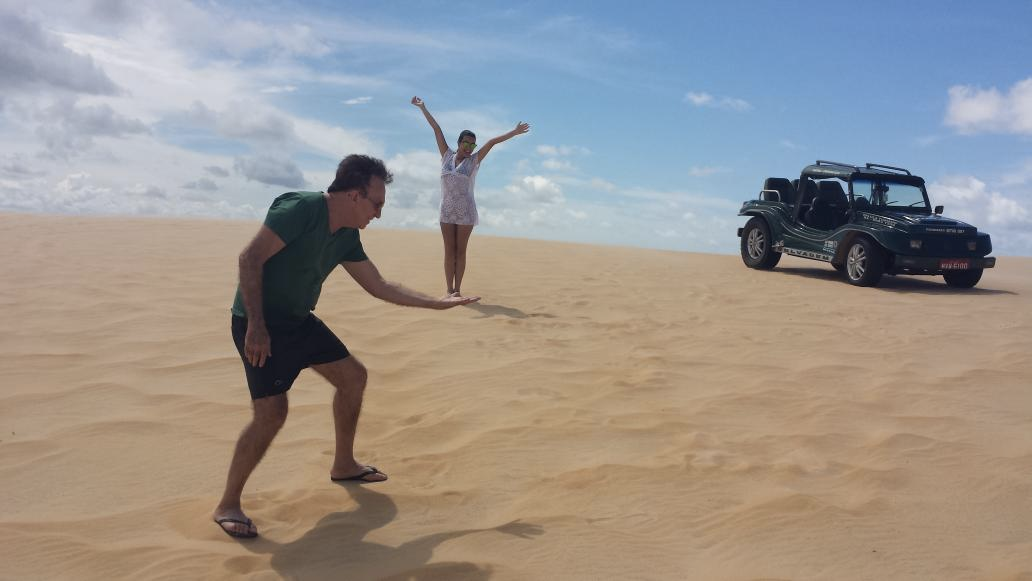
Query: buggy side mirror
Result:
<box><xmin>934</xmin><ymin>205</ymin><xmax>944</xmax><ymax>215</ymax></box>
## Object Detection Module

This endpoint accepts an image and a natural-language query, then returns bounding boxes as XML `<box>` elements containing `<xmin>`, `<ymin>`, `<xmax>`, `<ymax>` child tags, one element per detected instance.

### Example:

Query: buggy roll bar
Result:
<box><xmin>865</xmin><ymin>163</ymin><xmax>911</xmax><ymax>175</ymax></box>
<box><xmin>815</xmin><ymin>160</ymin><xmax>859</xmax><ymax>171</ymax></box>
<box><xmin>814</xmin><ymin>160</ymin><xmax>914</xmax><ymax>176</ymax></box>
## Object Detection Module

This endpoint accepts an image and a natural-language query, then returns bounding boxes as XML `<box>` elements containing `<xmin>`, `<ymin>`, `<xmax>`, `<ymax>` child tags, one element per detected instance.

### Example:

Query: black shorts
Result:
<box><xmin>231</xmin><ymin>314</ymin><xmax>351</xmax><ymax>399</ymax></box>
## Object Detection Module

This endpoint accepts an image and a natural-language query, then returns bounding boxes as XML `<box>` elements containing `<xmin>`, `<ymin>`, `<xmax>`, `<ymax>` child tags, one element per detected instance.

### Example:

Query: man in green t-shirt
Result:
<box><xmin>213</xmin><ymin>154</ymin><xmax>479</xmax><ymax>539</ymax></box>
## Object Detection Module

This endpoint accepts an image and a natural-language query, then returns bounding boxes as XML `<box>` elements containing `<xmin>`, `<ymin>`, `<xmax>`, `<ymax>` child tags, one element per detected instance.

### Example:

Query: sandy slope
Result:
<box><xmin>1</xmin><ymin>212</ymin><xmax>1030</xmax><ymax>581</ymax></box>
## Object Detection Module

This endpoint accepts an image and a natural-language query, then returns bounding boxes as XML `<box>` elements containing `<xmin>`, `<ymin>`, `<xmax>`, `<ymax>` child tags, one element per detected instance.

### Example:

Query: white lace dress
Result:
<box><xmin>439</xmin><ymin>148</ymin><xmax>480</xmax><ymax>225</ymax></box>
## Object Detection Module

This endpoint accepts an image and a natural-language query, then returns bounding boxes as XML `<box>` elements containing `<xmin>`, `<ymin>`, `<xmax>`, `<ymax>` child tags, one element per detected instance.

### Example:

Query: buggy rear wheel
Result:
<box><xmin>740</xmin><ymin>217</ymin><xmax>781</xmax><ymax>270</ymax></box>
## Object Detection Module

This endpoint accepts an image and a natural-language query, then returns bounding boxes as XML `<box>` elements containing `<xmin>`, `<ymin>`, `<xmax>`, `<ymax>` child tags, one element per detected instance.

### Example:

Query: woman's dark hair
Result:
<box><xmin>327</xmin><ymin>154</ymin><xmax>393</xmax><ymax>193</ymax></box>
<box><xmin>457</xmin><ymin>130</ymin><xmax>476</xmax><ymax>145</ymax></box>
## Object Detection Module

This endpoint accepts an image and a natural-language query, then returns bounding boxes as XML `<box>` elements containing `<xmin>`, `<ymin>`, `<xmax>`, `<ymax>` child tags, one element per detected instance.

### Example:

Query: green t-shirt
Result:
<box><xmin>231</xmin><ymin>191</ymin><xmax>368</xmax><ymax>327</ymax></box>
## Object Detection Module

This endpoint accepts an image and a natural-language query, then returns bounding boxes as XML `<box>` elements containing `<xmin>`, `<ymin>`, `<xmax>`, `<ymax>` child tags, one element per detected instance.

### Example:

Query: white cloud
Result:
<box><xmin>999</xmin><ymin>159</ymin><xmax>1032</xmax><ymax>187</ymax></box>
<box><xmin>929</xmin><ymin>175</ymin><xmax>1030</xmax><ymax>228</ymax></box>
<box><xmin>688</xmin><ymin>166</ymin><xmax>727</xmax><ymax>177</ymax></box>
<box><xmin>0</xmin><ymin>170</ymin><xmax>259</xmax><ymax>219</ymax></box>
<box><xmin>260</xmin><ymin>85</ymin><xmax>297</xmax><ymax>94</ymax></box>
<box><xmin>684</xmin><ymin>91</ymin><xmax>752</xmax><ymax>112</ymax></box>
<box><xmin>945</xmin><ymin>78</ymin><xmax>1032</xmax><ymax>135</ymax></box>
<box><xmin>684</xmin><ymin>92</ymin><xmax>713</xmax><ymax>107</ymax></box>
<box><xmin>914</xmin><ymin>135</ymin><xmax>944</xmax><ymax>148</ymax></box>
<box><xmin>531</xmin><ymin>15</ymin><xmax>635</xmax><ymax>52</ymax></box>
<box><xmin>589</xmin><ymin>177</ymin><xmax>617</xmax><ymax>192</ymax></box>
<box><xmin>535</xmin><ymin>143</ymin><xmax>588</xmax><ymax>173</ymax></box>
<box><xmin>505</xmin><ymin>175</ymin><xmax>564</xmax><ymax>203</ymax></box>
<box><xmin>234</xmin><ymin>155</ymin><xmax>306</xmax><ymax>188</ymax></box>
<box><xmin>536</xmin><ymin>144</ymin><xmax>590</xmax><ymax>157</ymax></box>
<box><xmin>382</xmin><ymin>149</ymin><xmax>441</xmax><ymax>210</ymax></box>
<box><xmin>0</xmin><ymin>10</ymin><xmax>118</xmax><ymax>95</ymax></box>
<box><xmin>542</xmin><ymin>158</ymin><xmax>574</xmax><ymax>171</ymax></box>
<box><xmin>928</xmin><ymin>175</ymin><xmax>1032</xmax><ymax>254</ymax></box>
<box><xmin>34</xmin><ymin>98</ymin><xmax>149</xmax><ymax>158</ymax></box>
<box><xmin>344</xmin><ymin>96</ymin><xmax>373</xmax><ymax>105</ymax></box>
<box><xmin>0</xmin><ymin>155</ymin><xmax>45</xmax><ymax>177</ymax></box>
<box><xmin>183</xmin><ymin>177</ymin><xmax>218</xmax><ymax>191</ymax></box>
<box><xmin>187</xmin><ymin>100</ymin><xmax>295</xmax><ymax>144</ymax></box>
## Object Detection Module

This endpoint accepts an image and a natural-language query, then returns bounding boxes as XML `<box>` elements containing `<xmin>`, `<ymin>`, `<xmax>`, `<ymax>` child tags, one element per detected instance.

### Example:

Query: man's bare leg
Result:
<box><xmin>312</xmin><ymin>356</ymin><xmax>387</xmax><ymax>482</ymax></box>
<box><xmin>212</xmin><ymin>393</ymin><xmax>289</xmax><ymax>536</ymax></box>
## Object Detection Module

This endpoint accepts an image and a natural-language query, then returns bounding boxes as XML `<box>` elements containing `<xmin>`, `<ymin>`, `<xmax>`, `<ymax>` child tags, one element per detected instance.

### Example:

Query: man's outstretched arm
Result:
<box><xmin>342</xmin><ymin>259</ymin><xmax>480</xmax><ymax>308</ymax></box>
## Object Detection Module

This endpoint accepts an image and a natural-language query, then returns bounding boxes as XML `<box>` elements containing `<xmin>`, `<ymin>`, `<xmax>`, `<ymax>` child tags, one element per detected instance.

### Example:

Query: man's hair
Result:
<box><xmin>327</xmin><ymin>154</ymin><xmax>393</xmax><ymax>193</ymax></box>
<box><xmin>457</xmin><ymin>130</ymin><xmax>476</xmax><ymax>145</ymax></box>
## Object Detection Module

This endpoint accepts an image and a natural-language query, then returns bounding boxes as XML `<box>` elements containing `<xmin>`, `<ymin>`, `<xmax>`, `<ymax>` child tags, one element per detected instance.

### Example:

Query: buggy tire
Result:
<box><xmin>943</xmin><ymin>268</ymin><xmax>983</xmax><ymax>288</ymax></box>
<box><xmin>844</xmin><ymin>237</ymin><xmax>884</xmax><ymax>287</ymax></box>
<box><xmin>741</xmin><ymin>217</ymin><xmax>781</xmax><ymax>270</ymax></box>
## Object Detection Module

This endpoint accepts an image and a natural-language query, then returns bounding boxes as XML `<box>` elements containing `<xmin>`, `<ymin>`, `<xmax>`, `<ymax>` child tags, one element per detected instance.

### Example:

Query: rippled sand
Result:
<box><xmin>1</xmin><ymin>212</ymin><xmax>1030</xmax><ymax>580</ymax></box>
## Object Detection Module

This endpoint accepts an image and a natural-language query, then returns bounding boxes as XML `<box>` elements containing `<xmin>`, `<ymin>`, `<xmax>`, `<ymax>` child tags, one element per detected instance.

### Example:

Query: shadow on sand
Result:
<box><xmin>772</xmin><ymin>265</ymin><xmax>1017</xmax><ymax>296</ymax></box>
<box><xmin>462</xmin><ymin>302</ymin><xmax>557</xmax><ymax>319</ymax></box>
<box><xmin>243</xmin><ymin>486</ymin><xmax>543</xmax><ymax>580</ymax></box>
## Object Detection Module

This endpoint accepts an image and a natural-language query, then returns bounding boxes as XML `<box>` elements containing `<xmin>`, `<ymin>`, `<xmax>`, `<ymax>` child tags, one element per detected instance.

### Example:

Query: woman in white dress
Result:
<box><xmin>412</xmin><ymin>96</ymin><xmax>530</xmax><ymax>296</ymax></box>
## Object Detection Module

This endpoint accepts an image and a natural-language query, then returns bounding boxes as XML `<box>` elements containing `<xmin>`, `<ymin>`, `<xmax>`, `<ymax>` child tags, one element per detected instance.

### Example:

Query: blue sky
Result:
<box><xmin>2</xmin><ymin>0</ymin><xmax>1031</xmax><ymax>254</ymax></box>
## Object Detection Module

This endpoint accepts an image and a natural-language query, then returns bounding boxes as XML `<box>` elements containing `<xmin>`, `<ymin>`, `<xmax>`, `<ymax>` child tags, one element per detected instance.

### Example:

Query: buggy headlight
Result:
<box><xmin>910</xmin><ymin>239</ymin><xmax>923</xmax><ymax>249</ymax></box>
<box><xmin>968</xmin><ymin>241</ymin><xmax>977</xmax><ymax>251</ymax></box>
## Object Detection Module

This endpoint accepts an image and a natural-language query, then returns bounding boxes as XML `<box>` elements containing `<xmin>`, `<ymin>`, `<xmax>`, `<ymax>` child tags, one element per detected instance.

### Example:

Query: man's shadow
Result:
<box><xmin>244</xmin><ymin>486</ymin><xmax>543</xmax><ymax>580</ymax></box>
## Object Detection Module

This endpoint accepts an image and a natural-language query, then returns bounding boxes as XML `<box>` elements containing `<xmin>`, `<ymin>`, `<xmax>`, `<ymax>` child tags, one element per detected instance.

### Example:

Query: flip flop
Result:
<box><xmin>331</xmin><ymin>465</ymin><xmax>388</xmax><ymax>483</ymax></box>
<box><xmin>214</xmin><ymin>516</ymin><xmax>258</xmax><ymax>539</ymax></box>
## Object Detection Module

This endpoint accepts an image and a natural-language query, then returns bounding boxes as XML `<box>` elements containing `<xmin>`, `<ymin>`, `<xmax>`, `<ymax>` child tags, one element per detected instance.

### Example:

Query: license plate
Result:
<box><xmin>940</xmin><ymin>259</ymin><xmax>969</xmax><ymax>270</ymax></box>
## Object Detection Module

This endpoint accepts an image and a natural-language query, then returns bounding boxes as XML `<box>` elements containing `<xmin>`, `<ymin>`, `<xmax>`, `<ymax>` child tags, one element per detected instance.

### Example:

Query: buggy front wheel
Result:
<box><xmin>943</xmin><ymin>268</ymin><xmax>983</xmax><ymax>288</ymax></box>
<box><xmin>844</xmin><ymin>237</ymin><xmax>884</xmax><ymax>287</ymax></box>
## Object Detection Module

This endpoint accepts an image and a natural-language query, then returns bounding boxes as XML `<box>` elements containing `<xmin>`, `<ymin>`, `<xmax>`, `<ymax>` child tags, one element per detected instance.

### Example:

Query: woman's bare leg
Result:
<box><xmin>440</xmin><ymin>222</ymin><xmax>457</xmax><ymax>294</ymax></box>
<box><xmin>453</xmin><ymin>225</ymin><xmax>474</xmax><ymax>295</ymax></box>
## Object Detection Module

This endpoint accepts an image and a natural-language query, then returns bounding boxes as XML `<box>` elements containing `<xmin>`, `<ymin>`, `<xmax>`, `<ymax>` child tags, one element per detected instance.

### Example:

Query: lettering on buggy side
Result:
<box><xmin>783</xmin><ymin>247</ymin><xmax>833</xmax><ymax>262</ymax></box>
<box><xmin>861</xmin><ymin>212</ymin><xmax>897</xmax><ymax>227</ymax></box>
<box><xmin>823</xmin><ymin>240</ymin><xmax>838</xmax><ymax>252</ymax></box>
<box><xmin>924</xmin><ymin>226</ymin><xmax>966</xmax><ymax>234</ymax></box>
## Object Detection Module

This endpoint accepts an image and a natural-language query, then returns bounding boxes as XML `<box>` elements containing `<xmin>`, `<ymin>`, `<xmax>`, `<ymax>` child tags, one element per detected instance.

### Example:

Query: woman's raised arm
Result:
<box><xmin>475</xmin><ymin>121</ymin><xmax>530</xmax><ymax>164</ymax></box>
<box><xmin>411</xmin><ymin>96</ymin><xmax>448</xmax><ymax>157</ymax></box>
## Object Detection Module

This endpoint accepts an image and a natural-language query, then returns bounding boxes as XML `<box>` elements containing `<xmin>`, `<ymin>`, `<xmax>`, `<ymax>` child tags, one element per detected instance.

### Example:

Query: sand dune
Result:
<box><xmin>1</xmin><ymin>212</ymin><xmax>1030</xmax><ymax>580</ymax></box>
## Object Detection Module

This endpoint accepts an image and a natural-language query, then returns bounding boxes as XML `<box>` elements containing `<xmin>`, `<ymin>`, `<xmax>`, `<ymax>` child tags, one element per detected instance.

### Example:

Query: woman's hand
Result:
<box><xmin>411</xmin><ymin>96</ymin><xmax>425</xmax><ymax>108</ymax></box>
<box><xmin>511</xmin><ymin>121</ymin><xmax>530</xmax><ymax>136</ymax></box>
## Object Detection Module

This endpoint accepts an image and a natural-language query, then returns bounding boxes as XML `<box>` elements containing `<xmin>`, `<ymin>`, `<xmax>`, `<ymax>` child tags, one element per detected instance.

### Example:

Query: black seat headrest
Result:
<box><xmin>763</xmin><ymin>177</ymin><xmax>797</xmax><ymax>204</ymax></box>
<box><xmin>817</xmin><ymin>181</ymin><xmax>847</xmax><ymax>205</ymax></box>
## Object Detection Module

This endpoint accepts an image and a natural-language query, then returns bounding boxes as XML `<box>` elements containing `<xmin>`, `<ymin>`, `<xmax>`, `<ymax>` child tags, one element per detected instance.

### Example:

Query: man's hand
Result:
<box><xmin>436</xmin><ymin>294</ymin><xmax>481</xmax><ymax>309</ymax></box>
<box><xmin>244</xmin><ymin>322</ymin><xmax>272</xmax><ymax>367</ymax></box>
<box><xmin>411</xmin><ymin>96</ymin><xmax>425</xmax><ymax>108</ymax></box>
